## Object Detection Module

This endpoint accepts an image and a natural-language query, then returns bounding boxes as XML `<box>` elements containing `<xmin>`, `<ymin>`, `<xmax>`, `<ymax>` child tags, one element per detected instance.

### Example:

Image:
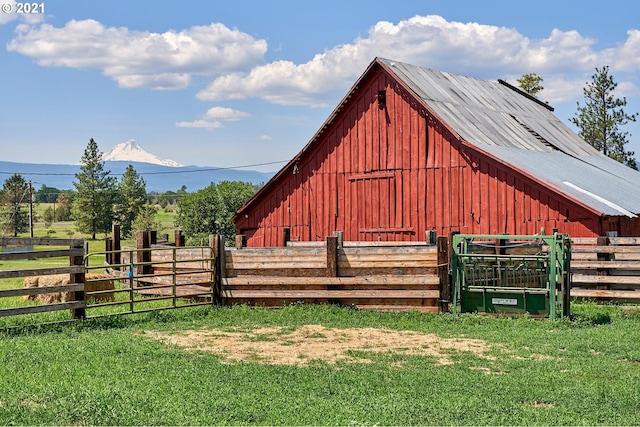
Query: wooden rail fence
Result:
<box><xmin>570</xmin><ymin>236</ymin><xmax>640</xmax><ymax>303</ymax></box>
<box><xmin>0</xmin><ymin>237</ymin><xmax>86</xmax><ymax>319</ymax></box>
<box><xmin>221</xmin><ymin>236</ymin><xmax>442</xmax><ymax>312</ymax></box>
<box><xmin>4</xmin><ymin>232</ymin><xmax>640</xmax><ymax>326</ymax></box>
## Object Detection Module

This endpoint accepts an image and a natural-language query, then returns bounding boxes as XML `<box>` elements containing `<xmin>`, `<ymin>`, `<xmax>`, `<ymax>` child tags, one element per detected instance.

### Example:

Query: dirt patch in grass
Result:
<box><xmin>143</xmin><ymin>324</ymin><xmax>500</xmax><ymax>366</ymax></box>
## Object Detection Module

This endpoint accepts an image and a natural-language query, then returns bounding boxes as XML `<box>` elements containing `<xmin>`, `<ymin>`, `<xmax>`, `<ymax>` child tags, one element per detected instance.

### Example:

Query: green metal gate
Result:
<box><xmin>451</xmin><ymin>233</ymin><xmax>571</xmax><ymax>319</ymax></box>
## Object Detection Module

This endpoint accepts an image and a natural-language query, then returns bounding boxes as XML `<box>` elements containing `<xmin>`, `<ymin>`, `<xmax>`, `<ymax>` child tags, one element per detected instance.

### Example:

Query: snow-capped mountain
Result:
<box><xmin>102</xmin><ymin>139</ymin><xmax>183</xmax><ymax>167</ymax></box>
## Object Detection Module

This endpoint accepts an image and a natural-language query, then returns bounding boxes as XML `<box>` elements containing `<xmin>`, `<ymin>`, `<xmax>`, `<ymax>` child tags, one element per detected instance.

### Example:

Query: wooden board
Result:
<box><xmin>222</xmin><ymin>289</ymin><xmax>439</xmax><ymax>299</ymax></box>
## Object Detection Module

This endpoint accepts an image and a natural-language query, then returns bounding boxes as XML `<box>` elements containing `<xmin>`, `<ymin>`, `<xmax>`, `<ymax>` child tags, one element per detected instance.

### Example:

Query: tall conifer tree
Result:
<box><xmin>72</xmin><ymin>138</ymin><xmax>116</xmax><ymax>239</ymax></box>
<box><xmin>114</xmin><ymin>164</ymin><xmax>147</xmax><ymax>238</ymax></box>
<box><xmin>0</xmin><ymin>174</ymin><xmax>29</xmax><ymax>237</ymax></box>
<box><xmin>571</xmin><ymin>66</ymin><xmax>638</xmax><ymax>169</ymax></box>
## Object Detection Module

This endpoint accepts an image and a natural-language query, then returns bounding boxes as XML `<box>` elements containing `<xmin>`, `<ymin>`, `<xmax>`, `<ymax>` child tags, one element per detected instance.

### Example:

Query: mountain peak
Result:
<box><xmin>102</xmin><ymin>139</ymin><xmax>182</xmax><ymax>167</ymax></box>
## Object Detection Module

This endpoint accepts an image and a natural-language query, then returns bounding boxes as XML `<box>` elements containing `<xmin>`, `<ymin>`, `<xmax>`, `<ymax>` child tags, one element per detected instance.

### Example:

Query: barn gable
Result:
<box><xmin>235</xmin><ymin>58</ymin><xmax>640</xmax><ymax>246</ymax></box>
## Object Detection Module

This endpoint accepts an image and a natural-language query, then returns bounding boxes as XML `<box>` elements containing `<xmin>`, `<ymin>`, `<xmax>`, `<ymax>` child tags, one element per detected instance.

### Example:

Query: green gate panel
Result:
<box><xmin>451</xmin><ymin>233</ymin><xmax>571</xmax><ymax>320</ymax></box>
<box><xmin>461</xmin><ymin>290</ymin><xmax>549</xmax><ymax>316</ymax></box>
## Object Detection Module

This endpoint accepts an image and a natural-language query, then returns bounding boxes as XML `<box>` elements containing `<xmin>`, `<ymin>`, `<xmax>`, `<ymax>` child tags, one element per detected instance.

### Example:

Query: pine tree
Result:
<box><xmin>131</xmin><ymin>205</ymin><xmax>161</xmax><ymax>236</ymax></box>
<box><xmin>0</xmin><ymin>174</ymin><xmax>29</xmax><ymax>237</ymax></box>
<box><xmin>55</xmin><ymin>192</ymin><xmax>72</xmax><ymax>222</ymax></box>
<box><xmin>114</xmin><ymin>164</ymin><xmax>148</xmax><ymax>238</ymax></box>
<box><xmin>517</xmin><ymin>73</ymin><xmax>544</xmax><ymax>96</ymax></box>
<box><xmin>72</xmin><ymin>138</ymin><xmax>117</xmax><ymax>239</ymax></box>
<box><xmin>571</xmin><ymin>66</ymin><xmax>638</xmax><ymax>168</ymax></box>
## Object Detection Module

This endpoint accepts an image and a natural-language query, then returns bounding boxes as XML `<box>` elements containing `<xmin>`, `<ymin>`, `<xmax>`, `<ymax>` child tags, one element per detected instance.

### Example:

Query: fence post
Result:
<box><xmin>437</xmin><ymin>235</ymin><xmax>450</xmax><ymax>313</ymax></box>
<box><xmin>326</xmin><ymin>236</ymin><xmax>338</xmax><ymax>277</ymax></box>
<box><xmin>175</xmin><ymin>230</ymin><xmax>185</xmax><ymax>247</ymax></box>
<box><xmin>332</xmin><ymin>230</ymin><xmax>344</xmax><ymax>248</ymax></box>
<box><xmin>495</xmin><ymin>236</ymin><xmax>507</xmax><ymax>287</ymax></box>
<box><xmin>112</xmin><ymin>224</ymin><xmax>121</xmax><ymax>269</ymax></box>
<box><xmin>210</xmin><ymin>234</ymin><xmax>223</xmax><ymax>305</ymax></box>
<box><xmin>136</xmin><ymin>231</ymin><xmax>152</xmax><ymax>276</ymax></box>
<box><xmin>596</xmin><ymin>236</ymin><xmax>611</xmax><ymax>304</ymax></box>
<box><xmin>325</xmin><ymin>236</ymin><xmax>339</xmax><ymax>305</ymax></box>
<box><xmin>149</xmin><ymin>230</ymin><xmax>157</xmax><ymax>245</ymax></box>
<box><xmin>105</xmin><ymin>237</ymin><xmax>113</xmax><ymax>265</ymax></box>
<box><xmin>71</xmin><ymin>239</ymin><xmax>86</xmax><ymax>319</ymax></box>
<box><xmin>235</xmin><ymin>234</ymin><xmax>247</xmax><ymax>249</ymax></box>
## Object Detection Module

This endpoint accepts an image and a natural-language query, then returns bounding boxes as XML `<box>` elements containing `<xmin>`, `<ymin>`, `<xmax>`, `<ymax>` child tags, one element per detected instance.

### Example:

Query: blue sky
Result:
<box><xmin>1</xmin><ymin>0</ymin><xmax>639</xmax><ymax>172</ymax></box>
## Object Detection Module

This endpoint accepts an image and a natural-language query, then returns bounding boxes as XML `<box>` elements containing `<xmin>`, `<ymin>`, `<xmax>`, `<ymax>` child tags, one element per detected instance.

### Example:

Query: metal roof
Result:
<box><xmin>380</xmin><ymin>58</ymin><xmax>640</xmax><ymax>217</ymax></box>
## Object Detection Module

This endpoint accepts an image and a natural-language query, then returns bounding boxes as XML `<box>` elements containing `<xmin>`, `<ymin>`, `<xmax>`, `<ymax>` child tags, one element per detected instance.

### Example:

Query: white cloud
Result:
<box><xmin>196</xmin><ymin>15</ymin><xmax>640</xmax><ymax>107</ymax></box>
<box><xmin>177</xmin><ymin>106</ymin><xmax>250</xmax><ymax>129</ymax></box>
<box><xmin>608</xmin><ymin>29</ymin><xmax>640</xmax><ymax>72</ymax></box>
<box><xmin>175</xmin><ymin>119</ymin><xmax>223</xmax><ymax>130</ymax></box>
<box><xmin>259</xmin><ymin>135</ymin><xmax>272</xmax><ymax>140</ymax></box>
<box><xmin>203</xmin><ymin>106</ymin><xmax>251</xmax><ymax>121</ymax></box>
<box><xmin>8</xmin><ymin>14</ymin><xmax>640</xmax><ymax>108</ymax></box>
<box><xmin>7</xmin><ymin>19</ymin><xmax>267</xmax><ymax>89</ymax></box>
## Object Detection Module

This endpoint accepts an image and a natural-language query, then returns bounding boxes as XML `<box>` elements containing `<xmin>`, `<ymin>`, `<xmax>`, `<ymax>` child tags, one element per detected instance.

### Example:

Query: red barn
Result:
<box><xmin>235</xmin><ymin>58</ymin><xmax>640</xmax><ymax>246</ymax></box>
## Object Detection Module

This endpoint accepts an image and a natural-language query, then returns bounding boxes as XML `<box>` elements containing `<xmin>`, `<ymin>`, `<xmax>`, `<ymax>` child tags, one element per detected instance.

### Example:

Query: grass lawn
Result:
<box><xmin>0</xmin><ymin>303</ymin><xmax>639</xmax><ymax>426</ymax></box>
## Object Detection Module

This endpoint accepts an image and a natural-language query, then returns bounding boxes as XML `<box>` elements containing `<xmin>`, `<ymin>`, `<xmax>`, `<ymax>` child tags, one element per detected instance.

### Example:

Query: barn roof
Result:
<box><xmin>379</xmin><ymin>58</ymin><xmax>640</xmax><ymax>218</ymax></box>
<box><xmin>239</xmin><ymin>58</ymin><xmax>640</xmax><ymax>219</ymax></box>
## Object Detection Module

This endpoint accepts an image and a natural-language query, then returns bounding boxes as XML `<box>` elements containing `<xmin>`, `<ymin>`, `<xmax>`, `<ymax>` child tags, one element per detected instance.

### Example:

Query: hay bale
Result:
<box><xmin>23</xmin><ymin>273</ymin><xmax>115</xmax><ymax>304</ymax></box>
<box><xmin>36</xmin><ymin>275</ymin><xmax>71</xmax><ymax>304</ymax></box>
<box><xmin>23</xmin><ymin>276</ymin><xmax>41</xmax><ymax>301</ymax></box>
<box><xmin>85</xmin><ymin>273</ymin><xmax>114</xmax><ymax>302</ymax></box>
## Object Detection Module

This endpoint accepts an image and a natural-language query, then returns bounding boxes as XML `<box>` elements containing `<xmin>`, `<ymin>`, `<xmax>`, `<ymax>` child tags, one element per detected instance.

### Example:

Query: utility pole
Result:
<box><xmin>28</xmin><ymin>180</ymin><xmax>33</xmax><ymax>238</ymax></box>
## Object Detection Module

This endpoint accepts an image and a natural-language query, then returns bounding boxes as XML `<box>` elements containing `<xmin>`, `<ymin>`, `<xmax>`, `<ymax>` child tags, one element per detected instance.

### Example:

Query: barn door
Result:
<box><xmin>349</xmin><ymin>171</ymin><xmax>410</xmax><ymax>238</ymax></box>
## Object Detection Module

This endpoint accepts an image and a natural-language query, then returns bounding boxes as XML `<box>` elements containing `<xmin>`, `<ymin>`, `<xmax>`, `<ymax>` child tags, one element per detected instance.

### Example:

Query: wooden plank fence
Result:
<box><xmin>0</xmin><ymin>237</ymin><xmax>86</xmax><ymax>319</ymax></box>
<box><xmin>5</xmin><ymin>232</ymin><xmax>640</xmax><ymax>327</ymax></box>
<box><xmin>221</xmin><ymin>236</ymin><xmax>443</xmax><ymax>312</ymax></box>
<box><xmin>570</xmin><ymin>237</ymin><xmax>640</xmax><ymax>303</ymax></box>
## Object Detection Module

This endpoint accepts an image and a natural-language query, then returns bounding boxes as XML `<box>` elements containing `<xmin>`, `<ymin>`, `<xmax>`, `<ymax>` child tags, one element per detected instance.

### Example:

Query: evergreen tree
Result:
<box><xmin>0</xmin><ymin>174</ymin><xmax>29</xmax><ymax>237</ymax></box>
<box><xmin>43</xmin><ymin>206</ymin><xmax>54</xmax><ymax>228</ymax></box>
<box><xmin>131</xmin><ymin>205</ymin><xmax>161</xmax><ymax>236</ymax></box>
<box><xmin>55</xmin><ymin>192</ymin><xmax>73</xmax><ymax>222</ymax></box>
<box><xmin>517</xmin><ymin>72</ymin><xmax>544</xmax><ymax>96</ymax></box>
<box><xmin>114</xmin><ymin>165</ymin><xmax>147</xmax><ymax>238</ymax></box>
<box><xmin>72</xmin><ymin>138</ymin><xmax>117</xmax><ymax>239</ymax></box>
<box><xmin>571</xmin><ymin>66</ymin><xmax>638</xmax><ymax>168</ymax></box>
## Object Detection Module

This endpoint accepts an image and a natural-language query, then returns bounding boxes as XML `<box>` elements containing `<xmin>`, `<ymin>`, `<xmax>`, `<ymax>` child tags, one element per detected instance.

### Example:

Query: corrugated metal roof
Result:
<box><xmin>380</xmin><ymin>58</ymin><xmax>640</xmax><ymax>217</ymax></box>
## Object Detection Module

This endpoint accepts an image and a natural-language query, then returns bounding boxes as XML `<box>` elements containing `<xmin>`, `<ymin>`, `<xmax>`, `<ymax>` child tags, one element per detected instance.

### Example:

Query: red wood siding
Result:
<box><xmin>236</xmin><ymin>67</ymin><xmax>615</xmax><ymax>247</ymax></box>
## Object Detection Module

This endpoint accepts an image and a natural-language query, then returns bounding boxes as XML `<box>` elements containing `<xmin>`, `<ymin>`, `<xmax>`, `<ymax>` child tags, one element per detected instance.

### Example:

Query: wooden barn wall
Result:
<box><xmin>237</xmin><ymin>68</ymin><xmax>607</xmax><ymax>247</ymax></box>
<box><xmin>602</xmin><ymin>216</ymin><xmax>640</xmax><ymax>237</ymax></box>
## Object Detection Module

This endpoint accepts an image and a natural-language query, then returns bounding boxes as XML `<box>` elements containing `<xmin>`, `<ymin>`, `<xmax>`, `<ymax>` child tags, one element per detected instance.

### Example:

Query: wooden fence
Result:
<box><xmin>570</xmin><ymin>236</ymin><xmax>640</xmax><ymax>303</ymax></box>
<box><xmin>4</xmin><ymin>233</ymin><xmax>640</xmax><ymax>327</ymax></box>
<box><xmin>0</xmin><ymin>237</ymin><xmax>86</xmax><ymax>319</ymax></box>
<box><xmin>221</xmin><ymin>236</ymin><xmax>443</xmax><ymax>312</ymax></box>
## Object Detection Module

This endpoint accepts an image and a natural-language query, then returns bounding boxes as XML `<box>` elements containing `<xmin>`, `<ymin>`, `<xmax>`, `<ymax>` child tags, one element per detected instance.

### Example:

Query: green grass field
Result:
<box><xmin>0</xmin><ymin>303</ymin><xmax>639</xmax><ymax>426</ymax></box>
<box><xmin>25</xmin><ymin>202</ymin><xmax>176</xmax><ymax>244</ymax></box>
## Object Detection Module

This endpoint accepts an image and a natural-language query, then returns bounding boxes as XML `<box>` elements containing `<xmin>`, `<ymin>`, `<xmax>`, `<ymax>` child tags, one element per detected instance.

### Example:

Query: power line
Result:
<box><xmin>0</xmin><ymin>160</ymin><xmax>287</xmax><ymax>178</ymax></box>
